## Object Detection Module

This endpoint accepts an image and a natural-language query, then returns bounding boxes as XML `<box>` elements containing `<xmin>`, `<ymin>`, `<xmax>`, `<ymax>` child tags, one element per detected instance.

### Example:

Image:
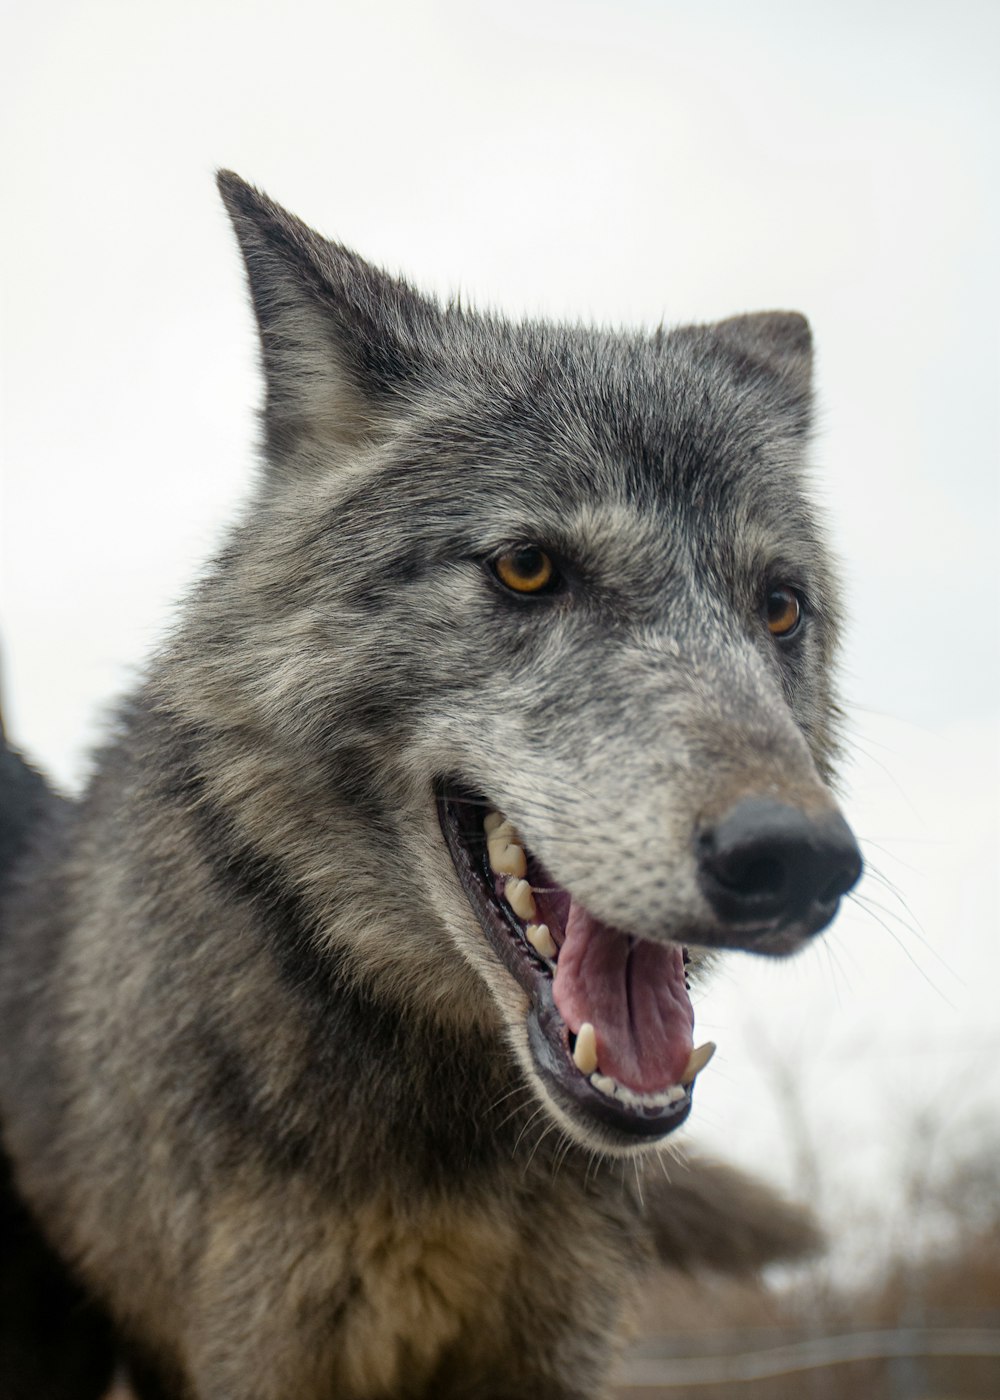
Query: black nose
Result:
<box><xmin>697</xmin><ymin>798</ymin><xmax>862</xmax><ymax>940</ymax></box>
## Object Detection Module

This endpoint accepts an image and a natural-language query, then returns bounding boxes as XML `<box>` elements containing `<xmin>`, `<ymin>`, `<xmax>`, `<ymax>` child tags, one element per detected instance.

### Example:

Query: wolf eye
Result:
<box><xmin>493</xmin><ymin>546</ymin><xmax>557</xmax><ymax>595</ymax></box>
<box><xmin>765</xmin><ymin>585</ymin><xmax>802</xmax><ymax>638</ymax></box>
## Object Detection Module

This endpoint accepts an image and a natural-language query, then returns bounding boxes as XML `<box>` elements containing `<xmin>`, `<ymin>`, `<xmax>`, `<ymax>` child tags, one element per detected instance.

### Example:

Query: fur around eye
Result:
<box><xmin>765</xmin><ymin>585</ymin><xmax>803</xmax><ymax>638</ymax></box>
<box><xmin>492</xmin><ymin>546</ymin><xmax>557</xmax><ymax>595</ymax></box>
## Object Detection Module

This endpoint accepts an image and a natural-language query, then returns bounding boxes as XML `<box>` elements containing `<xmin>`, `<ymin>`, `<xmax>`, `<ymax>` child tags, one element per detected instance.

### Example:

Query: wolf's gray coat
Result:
<box><xmin>0</xmin><ymin>173</ymin><xmax>859</xmax><ymax>1398</ymax></box>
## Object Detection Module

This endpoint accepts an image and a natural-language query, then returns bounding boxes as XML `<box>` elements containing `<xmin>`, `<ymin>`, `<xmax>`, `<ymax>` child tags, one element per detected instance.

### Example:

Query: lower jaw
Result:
<box><xmin>526</xmin><ymin>997</ymin><xmax>694</xmax><ymax>1147</ymax></box>
<box><xmin>437</xmin><ymin>787</ymin><xmax>696</xmax><ymax>1147</ymax></box>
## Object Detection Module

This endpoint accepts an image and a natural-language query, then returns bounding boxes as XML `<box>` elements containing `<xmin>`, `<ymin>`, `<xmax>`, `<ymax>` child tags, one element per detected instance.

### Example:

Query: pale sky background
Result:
<box><xmin>2</xmin><ymin>0</ymin><xmax>998</xmax><ymax>1277</ymax></box>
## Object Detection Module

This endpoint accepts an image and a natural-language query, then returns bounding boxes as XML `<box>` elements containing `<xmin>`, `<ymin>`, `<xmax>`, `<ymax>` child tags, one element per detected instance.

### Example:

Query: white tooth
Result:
<box><xmin>680</xmin><ymin>1041</ymin><xmax>716</xmax><ymax>1087</ymax></box>
<box><xmin>573</xmin><ymin>1022</ymin><xmax>598</xmax><ymax>1074</ymax></box>
<box><xmin>505</xmin><ymin>877</ymin><xmax>536</xmax><ymax>921</ymax></box>
<box><xmin>487</xmin><ymin>836</ymin><xmax>527</xmax><ymax>877</ymax></box>
<box><xmin>582</xmin><ymin>1073</ymin><xmax>690</xmax><ymax>1108</ymax></box>
<box><xmin>486</xmin><ymin>816</ymin><xmax>517</xmax><ymax>846</ymax></box>
<box><xmin>526</xmin><ymin>922</ymin><xmax>556</xmax><ymax>958</ymax></box>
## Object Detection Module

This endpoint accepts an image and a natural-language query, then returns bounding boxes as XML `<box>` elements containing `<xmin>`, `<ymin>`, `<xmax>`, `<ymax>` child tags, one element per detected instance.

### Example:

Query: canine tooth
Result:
<box><xmin>486</xmin><ymin>815</ymin><xmax>517</xmax><ymax>846</ymax></box>
<box><xmin>573</xmin><ymin>1022</ymin><xmax>598</xmax><ymax>1074</ymax></box>
<box><xmin>487</xmin><ymin>836</ymin><xmax>527</xmax><ymax>877</ymax></box>
<box><xmin>680</xmin><ymin>1041</ymin><xmax>716</xmax><ymax>1086</ymax></box>
<box><xmin>504</xmin><ymin>877</ymin><xmax>536</xmax><ymax>921</ymax></box>
<box><xmin>526</xmin><ymin>922</ymin><xmax>556</xmax><ymax>959</ymax></box>
<box><xmin>591</xmin><ymin>1074</ymin><xmax>617</xmax><ymax>1097</ymax></box>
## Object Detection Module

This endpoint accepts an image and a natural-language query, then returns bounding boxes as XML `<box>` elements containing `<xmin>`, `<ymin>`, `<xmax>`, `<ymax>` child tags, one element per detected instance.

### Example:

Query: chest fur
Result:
<box><xmin>189</xmin><ymin>1178</ymin><xmax>638</xmax><ymax>1399</ymax></box>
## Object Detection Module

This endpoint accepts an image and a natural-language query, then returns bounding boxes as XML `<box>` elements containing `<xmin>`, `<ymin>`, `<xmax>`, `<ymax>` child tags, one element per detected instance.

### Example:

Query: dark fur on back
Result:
<box><xmin>0</xmin><ymin>175</ymin><xmax>852</xmax><ymax>1399</ymax></box>
<box><xmin>0</xmin><ymin>708</ymin><xmax>116</xmax><ymax>1400</ymax></box>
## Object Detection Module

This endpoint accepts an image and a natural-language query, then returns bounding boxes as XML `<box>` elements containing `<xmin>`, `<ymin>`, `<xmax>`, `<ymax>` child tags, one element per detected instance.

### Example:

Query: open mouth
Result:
<box><xmin>437</xmin><ymin>786</ymin><xmax>716</xmax><ymax>1143</ymax></box>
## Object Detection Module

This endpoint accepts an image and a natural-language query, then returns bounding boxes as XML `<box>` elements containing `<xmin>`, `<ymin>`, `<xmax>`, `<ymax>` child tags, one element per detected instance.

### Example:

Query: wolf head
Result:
<box><xmin>195</xmin><ymin>172</ymin><xmax>860</xmax><ymax>1154</ymax></box>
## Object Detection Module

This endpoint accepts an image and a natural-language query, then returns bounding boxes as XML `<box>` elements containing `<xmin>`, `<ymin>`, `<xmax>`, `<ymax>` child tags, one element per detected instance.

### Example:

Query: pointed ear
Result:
<box><xmin>217</xmin><ymin>171</ymin><xmax>440</xmax><ymax>459</ymax></box>
<box><xmin>712</xmin><ymin>311</ymin><xmax>813</xmax><ymax>397</ymax></box>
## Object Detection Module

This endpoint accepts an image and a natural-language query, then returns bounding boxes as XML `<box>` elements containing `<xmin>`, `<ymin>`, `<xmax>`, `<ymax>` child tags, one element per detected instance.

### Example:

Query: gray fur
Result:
<box><xmin>0</xmin><ymin>172</ymin><xmax>857</xmax><ymax>1398</ymax></box>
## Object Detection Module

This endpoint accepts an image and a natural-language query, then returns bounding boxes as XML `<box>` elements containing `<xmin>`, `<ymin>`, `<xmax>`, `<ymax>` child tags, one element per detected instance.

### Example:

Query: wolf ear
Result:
<box><xmin>217</xmin><ymin>171</ymin><xmax>439</xmax><ymax>459</ymax></box>
<box><xmin>712</xmin><ymin>311</ymin><xmax>813</xmax><ymax>396</ymax></box>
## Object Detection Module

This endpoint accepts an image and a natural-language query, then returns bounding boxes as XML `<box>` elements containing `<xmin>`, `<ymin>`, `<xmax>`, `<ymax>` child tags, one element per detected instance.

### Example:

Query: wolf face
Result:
<box><xmin>166</xmin><ymin>176</ymin><xmax>861</xmax><ymax>1165</ymax></box>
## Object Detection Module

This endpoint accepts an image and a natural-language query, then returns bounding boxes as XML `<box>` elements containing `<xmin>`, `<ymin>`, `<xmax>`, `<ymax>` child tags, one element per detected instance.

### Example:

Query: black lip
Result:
<box><xmin>436</xmin><ymin>785</ymin><xmax>694</xmax><ymax>1145</ymax></box>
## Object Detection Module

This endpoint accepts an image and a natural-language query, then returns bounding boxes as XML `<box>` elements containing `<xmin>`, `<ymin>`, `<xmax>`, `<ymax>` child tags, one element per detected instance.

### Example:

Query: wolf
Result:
<box><xmin>0</xmin><ymin>172</ymin><xmax>862</xmax><ymax>1399</ymax></box>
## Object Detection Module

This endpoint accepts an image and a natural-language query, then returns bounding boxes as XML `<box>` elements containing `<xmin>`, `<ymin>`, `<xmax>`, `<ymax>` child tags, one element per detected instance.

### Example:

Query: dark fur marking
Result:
<box><xmin>0</xmin><ymin>718</ymin><xmax>116</xmax><ymax>1400</ymax></box>
<box><xmin>0</xmin><ymin>1145</ymin><xmax>117</xmax><ymax>1400</ymax></box>
<box><xmin>151</xmin><ymin>709</ymin><xmax>531</xmax><ymax>1194</ymax></box>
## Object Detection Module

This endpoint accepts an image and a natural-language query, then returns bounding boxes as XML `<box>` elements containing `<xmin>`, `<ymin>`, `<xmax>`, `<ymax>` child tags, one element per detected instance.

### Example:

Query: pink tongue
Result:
<box><xmin>552</xmin><ymin>901</ymin><xmax>694</xmax><ymax>1093</ymax></box>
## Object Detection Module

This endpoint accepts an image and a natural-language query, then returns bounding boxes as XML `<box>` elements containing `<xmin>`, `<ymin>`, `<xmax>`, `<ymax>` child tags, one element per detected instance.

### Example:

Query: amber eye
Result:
<box><xmin>765</xmin><ymin>585</ymin><xmax>802</xmax><ymax>637</ymax></box>
<box><xmin>493</xmin><ymin>546</ymin><xmax>557</xmax><ymax>595</ymax></box>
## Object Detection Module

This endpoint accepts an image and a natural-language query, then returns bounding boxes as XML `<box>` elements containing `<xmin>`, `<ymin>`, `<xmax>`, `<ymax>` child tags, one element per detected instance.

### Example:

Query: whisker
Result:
<box><xmin>850</xmin><ymin>888</ymin><xmax>961</xmax><ymax>984</ymax></box>
<box><xmin>523</xmin><ymin>1117</ymin><xmax>558</xmax><ymax>1173</ymax></box>
<box><xmin>854</xmin><ymin>837</ymin><xmax>923</xmax><ymax>876</ymax></box>
<box><xmin>552</xmin><ymin>1131</ymin><xmax>576</xmax><ymax>1179</ymax></box>
<box><xmin>845</xmin><ymin>735</ymin><xmax>928</xmax><ymax>817</ymax></box>
<box><xmin>513</xmin><ymin>1104</ymin><xmax>549</xmax><ymax>1161</ymax></box>
<box><xmin>492</xmin><ymin>1088</ymin><xmax>537</xmax><ymax>1133</ymax></box>
<box><xmin>584</xmin><ymin>1147</ymin><xmax>600</xmax><ymax>1190</ymax></box>
<box><xmin>847</xmin><ymin>892</ymin><xmax>956</xmax><ymax>1006</ymax></box>
<box><xmin>632</xmin><ymin>1158</ymin><xmax>645</xmax><ymax>1209</ymax></box>
<box><xmin>858</xmin><ymin>862</ymin><xmax>945</xmax><ymax>956</ymax></box>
